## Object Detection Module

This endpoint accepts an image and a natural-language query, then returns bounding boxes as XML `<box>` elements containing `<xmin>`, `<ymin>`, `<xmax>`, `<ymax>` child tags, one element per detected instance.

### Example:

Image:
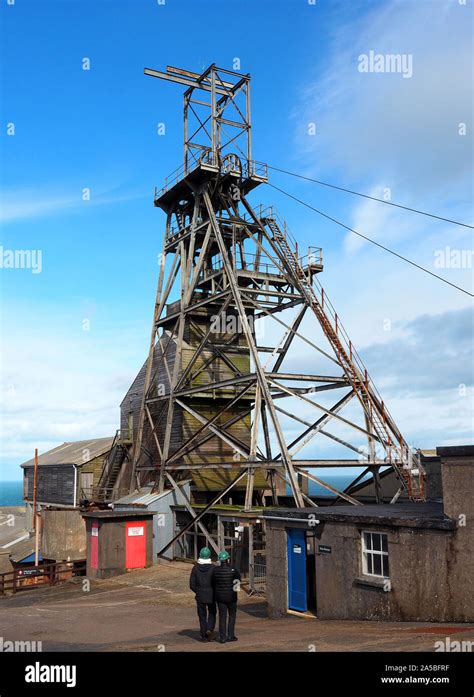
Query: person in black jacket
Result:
<box><xmin>189</xmin><ymin>547</ymin><xmax>216</xmax><ymax>641</ymax></box>
<box><xmin>212</xmin><ymin>550</ymin><xmax>241</xmax><ymax>644</ymax></box>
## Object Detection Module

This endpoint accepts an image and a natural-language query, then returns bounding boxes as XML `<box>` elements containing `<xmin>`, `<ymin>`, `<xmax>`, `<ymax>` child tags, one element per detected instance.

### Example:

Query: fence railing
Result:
<box><xmin>243</xmin><ymin>159</ymin><xmax>268</xmax><ymax>179</ymax></box>
<box><xmin>80</xmin><ymin>486</ymin><xmax>129</xmax><ymax>503</ymax></box>
<box><xmin>118</xmin><ymin>427</ymin><xmax>133</xmax><ymax>444</ymax></box>
<box><xmin>200</xmin><ymin>245</ymin><xmax>322</xmax><ymax>279</ymax></box>
<box><xmin>250</xmin><ymin>562</ymin><xmax>267</xmax><ymax>594</ymax></box>
<box><xmin>155</xmin><ymin>151</ymin><xmax>268</xmax><ymax>201</ymax></box>
<box><xmin>0</xmin><ymin>561</ymin><xmax>86</xmax><ymax>595</ymax></box>
<box><xmin>300</xmin><ymin>246</ymin><xmax>323</xmax><ymax>269</ymax></box>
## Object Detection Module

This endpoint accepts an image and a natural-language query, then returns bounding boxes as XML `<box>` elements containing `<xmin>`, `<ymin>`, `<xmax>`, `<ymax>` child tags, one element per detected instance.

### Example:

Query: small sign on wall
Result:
<box><xmin>127</xmin><ymin>526</ymin><xmax>144</xmax><ymax>537</ymax></box>
<box><xmin>318</xmin><ymin>544</ymin><xmax>332</xmax><ymax>555</ymax></box>
<box><xmin>293</xmin><ymin>544</ymin><xmax>302</xmax><ymax>554</ymax></box>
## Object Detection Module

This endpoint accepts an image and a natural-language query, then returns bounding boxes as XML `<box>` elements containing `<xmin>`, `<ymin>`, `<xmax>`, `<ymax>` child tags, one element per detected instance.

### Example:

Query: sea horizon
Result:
<box><xmin>0</xmin><ymin>480</ymin><xmax>24</xmax><ymax>506</ymax></box>
<box><xmin>0</xmin><ymin>472</ymin><xmax>365</xmax><ymax>507</ymax></box>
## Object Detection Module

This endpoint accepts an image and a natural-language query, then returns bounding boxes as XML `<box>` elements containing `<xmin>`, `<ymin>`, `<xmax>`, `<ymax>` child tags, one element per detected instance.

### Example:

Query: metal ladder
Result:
<box><xmin>265</xmin><ymin>215</ymin><xmax>425</xmax><ymax>501</ymax></box>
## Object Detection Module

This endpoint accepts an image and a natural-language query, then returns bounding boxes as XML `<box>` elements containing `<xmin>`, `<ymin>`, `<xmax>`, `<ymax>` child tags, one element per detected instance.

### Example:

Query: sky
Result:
<box><xmin>0</xmin><ymin>0</ymin><xmax>472</xmax><ymax>481</ymax></box>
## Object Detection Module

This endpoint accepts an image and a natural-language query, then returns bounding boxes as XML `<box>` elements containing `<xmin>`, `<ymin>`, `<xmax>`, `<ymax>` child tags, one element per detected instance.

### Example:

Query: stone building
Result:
<box><xmin>263</xmin><ymin>445</ymin><xmax>473</xmax><ymax>623</ymax></box>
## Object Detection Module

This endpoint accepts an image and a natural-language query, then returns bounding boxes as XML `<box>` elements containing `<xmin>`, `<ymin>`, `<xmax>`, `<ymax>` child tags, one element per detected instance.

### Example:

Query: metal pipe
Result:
<box><xmin>33</xmin><ymin>448</ymin><xmax>38</xmax><ymax>531</ymax></box>
<box><xmin>34</xmin><ymin>513</ymin><xmax>41</xmax><ymax>568</ymax></box>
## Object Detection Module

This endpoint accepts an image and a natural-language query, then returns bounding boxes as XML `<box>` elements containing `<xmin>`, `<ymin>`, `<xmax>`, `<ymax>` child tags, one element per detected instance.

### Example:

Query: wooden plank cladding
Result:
<box><xmin>121</xmin><ymin>303</ymin><xmax>261</xmax><ymax>484</ymax></box>
<box><xmin>191</xmin><ymin>466</ymin><xmax>267</xmax><ymax>492</ymax></box>
<box><xmin>181</xmin><ymin>401</ymin><xmax>251</xmax><ymax>463</ymax></box>
<box><xmin>24</xmin><ymin>465</ymin><xmax>76</xmax><ymax>506</ymax></box>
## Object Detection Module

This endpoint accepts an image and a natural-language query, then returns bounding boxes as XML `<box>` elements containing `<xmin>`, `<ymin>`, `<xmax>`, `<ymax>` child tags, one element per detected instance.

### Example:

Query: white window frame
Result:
<box><xmin>361</xmin><ymin>530</ymin><xmax>389</xmax><ymax>578</ymax></box>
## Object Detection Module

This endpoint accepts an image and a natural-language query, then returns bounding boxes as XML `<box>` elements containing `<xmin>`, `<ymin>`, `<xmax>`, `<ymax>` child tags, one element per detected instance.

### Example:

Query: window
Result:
<box><xmin>361</xmin><ymin>531</ymin><xmax>389</xmax><ymax>578</ymax></box>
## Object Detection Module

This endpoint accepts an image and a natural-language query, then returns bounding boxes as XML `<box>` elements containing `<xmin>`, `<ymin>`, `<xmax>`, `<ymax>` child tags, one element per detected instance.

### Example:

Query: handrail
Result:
<box><xmin>118</xmin><ymin>427</ymin><xmax>133</xmax><ymax>443</ymax></box>
<box><xmin>96</xmin><ymin>429</ymin><xmax>131</xmax><ymax>497</ymax></box>
<box><xmin>80</xmin><ymin>486</ymin><xmax>129</xmax><ymax>502</ymax></box>
<box><xmin>263</xmin><ymin>213</ymin><xmax>396</xmax><ymax>428</ymax></box>
<box><xmin>299</xmin><ymin>247</ymin><xmax>323</xmax><ymax>268</ymax></box>
<box><xmin>155</xmin><ymin>154</ymin><xmax>268</xmax><ymax>201</ymax></box>
<box><xmin>310</xmin><ymin>275</ymin><xmax>399</xmax><ymax>432</ymax></box>
<box><xmin>265</xmin><ymin>212</ymin><xmax>424</xmax><ymax>494</ymax></box>
<box><xmin>97</xmin><ymin>430</ymin><xmax>120</xmax><ymax>491</ymax></box>
<box><xmin>260</xmin><ymin>206</ymin><xmax>299</xmax><ymax>251</ymax></box>
<box><xmin>155</xmin><ymin>149</ymin><xmax>214</xmax><ymax>199</ymax></box>
<box><xmin>200</xmin><ymin>248</ymin><xmax>322</xmax><ymax>278</ymax></box>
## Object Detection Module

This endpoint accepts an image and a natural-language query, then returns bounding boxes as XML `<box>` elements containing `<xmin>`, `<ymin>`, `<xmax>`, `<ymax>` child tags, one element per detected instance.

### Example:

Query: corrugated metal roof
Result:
<box><xmin>114</xmin><ymin>486</ymin><xmax>173</xmax><ymax>507</ymax></box>
<box><xmin>20</xmin><ymin>437</ymin><xmax>114</xmax><ymax>468</ymax></box>
<box><xmin>7</xmin><ymin>535</ymin><xmax>38</xmax><ymax>563</ymax></box>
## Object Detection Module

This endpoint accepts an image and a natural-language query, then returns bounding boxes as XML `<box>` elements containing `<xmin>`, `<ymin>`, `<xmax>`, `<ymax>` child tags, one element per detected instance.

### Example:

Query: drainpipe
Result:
<box><xmin>34</xmin><ymin>512</ymin><xmax>41</xmax><ymax>567</ymax></box>
<box><xmin>73</xmin><ymin>465</ymin><xmax>78</xmax><ymax>508</ymax></box>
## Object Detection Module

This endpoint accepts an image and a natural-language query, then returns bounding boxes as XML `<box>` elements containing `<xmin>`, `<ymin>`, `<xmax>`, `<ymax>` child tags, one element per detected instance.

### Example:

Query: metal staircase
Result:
<box><xmin>96</xmin><ymin>430</ymin><xmax>128</xmax><ymax>501</ymax></box>
<box><xmin>265</xmin><ymin>215</ymin><xmax>425</xmax><ymax>501</ymax></box>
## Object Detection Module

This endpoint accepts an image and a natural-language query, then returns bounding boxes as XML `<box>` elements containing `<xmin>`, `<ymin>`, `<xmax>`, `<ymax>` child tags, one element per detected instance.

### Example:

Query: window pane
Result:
<box><xmin>382</xmin><ymin>556</ymin><xmax>389</xmax><ymax>577</ymax></box>
<box><xmin>364</xmin><ymin>532</ymin><xmax>371</xmax><ymax>551</ymax></box>
<box><xmin>381</xmin><ymin>535</ymin><xmax>388</xmax><ymax>552</ymax></box>
<box><xmin>373</xmin><ymin>554</ymin><xmax>382</xmax><ymax>576</ymax></box>
<box><xmin>372</xmin><ymin>534</ymin><xmax>381</xmax><ymax>551</ymax></box>
<box><xmin>366</xmin><ymin>553</ymin><xmax>373</xmax><ymax>574</ymax></box>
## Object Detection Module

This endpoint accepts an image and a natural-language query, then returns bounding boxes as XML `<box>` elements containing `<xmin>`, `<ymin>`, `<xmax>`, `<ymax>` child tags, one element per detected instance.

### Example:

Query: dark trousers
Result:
<box><xmin>217</xmin><ymin>601</ymin><xmax>237</xmax><ymax>639</ymax></box>
<box><xmin>196</xmin><ymin>602</ymin><xmax>216</xmax><ymax>637</ymax></box>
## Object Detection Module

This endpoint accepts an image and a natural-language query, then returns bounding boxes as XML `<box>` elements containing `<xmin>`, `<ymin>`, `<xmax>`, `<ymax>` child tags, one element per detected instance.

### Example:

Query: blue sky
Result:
<box><xmin>1</xmin><ymin>0</ymin><xmax>472</xmax><ymax>480</ymax></box>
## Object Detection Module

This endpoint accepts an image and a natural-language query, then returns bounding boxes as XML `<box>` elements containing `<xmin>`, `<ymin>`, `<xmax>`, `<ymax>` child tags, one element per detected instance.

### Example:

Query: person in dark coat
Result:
<box><xmin>212</xmin><ymin>550</ymin><xmax>241</xmax><ymax>644</ymax></box>
<box><xmin>189</xmin><ymin>547</ymin><xmax>216</xmax><ymax>641</ymax></box>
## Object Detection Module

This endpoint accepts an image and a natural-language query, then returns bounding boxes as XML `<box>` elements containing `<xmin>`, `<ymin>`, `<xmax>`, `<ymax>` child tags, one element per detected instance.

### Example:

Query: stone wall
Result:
<box><xmin>440</xmin><ymin>458</ymin><xmax>474</xmax><ymax>621</ymax></box>
<box><xmin>266</xmin><ymin>511</ymin><xmax>472</xmax><ymax>622</ymax></box>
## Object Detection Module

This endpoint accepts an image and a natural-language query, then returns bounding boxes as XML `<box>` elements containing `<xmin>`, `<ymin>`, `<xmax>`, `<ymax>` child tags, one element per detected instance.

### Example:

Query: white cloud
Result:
<box><xmin>272</xmin><ymin>0</ymin><xmax>474</xmax><ymax>455</ymax></box>
<box><xmin>0</xmin><ymin>187</ymin><xmax>147</xmax><ymax>225</ymax></box>
<box><xmin>286</xmin><ymin>0</ymin><xmax>473</xmax><ymax>345</ymax></box>
<box><xmin>345</xmin><ymin>186</ymin><xmax>396</xmax><ymax>254</ymax></box>
<box><xmin>0</xmin><ymin>306</ymin><xmax>148</xmax><ymax>478</ymax></box>
<box><xmin>295</xmin><ymin>0</ymin><xmax>472</xmax><ymax>206</ymax></box>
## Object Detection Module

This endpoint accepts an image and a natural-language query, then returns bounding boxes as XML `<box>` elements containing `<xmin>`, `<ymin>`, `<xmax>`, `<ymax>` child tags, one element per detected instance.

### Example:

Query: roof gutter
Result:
<box><xmin>263</xmin><ymin>515</ymin><xmax>320</xmax><ymax>525</ymax></box>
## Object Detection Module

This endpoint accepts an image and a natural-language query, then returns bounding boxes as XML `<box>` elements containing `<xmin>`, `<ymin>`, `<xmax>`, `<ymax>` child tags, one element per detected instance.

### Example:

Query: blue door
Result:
<box><xmin>287</xmin><ymin>528</ymin><xmax>307</xmax><ymax>612</ymax></box>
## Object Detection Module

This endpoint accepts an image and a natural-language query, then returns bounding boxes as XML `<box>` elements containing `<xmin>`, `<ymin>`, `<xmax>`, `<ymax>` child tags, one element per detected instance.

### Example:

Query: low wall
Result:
<box><xmin>41</xmin><ymin>509</ymin><xmax>86</xmax><ymax>561</ymax></box>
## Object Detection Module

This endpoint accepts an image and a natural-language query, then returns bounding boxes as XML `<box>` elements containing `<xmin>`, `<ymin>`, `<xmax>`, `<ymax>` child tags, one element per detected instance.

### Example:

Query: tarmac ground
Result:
<box><xmin>1</xmin><ymin>560</ymin><xmax>473</xmax><ymax>652</ymax></box>
<box><xmin>0</xmin><ymin>507</ymin><xmax>27</xmax><ymax>548</ymax></box>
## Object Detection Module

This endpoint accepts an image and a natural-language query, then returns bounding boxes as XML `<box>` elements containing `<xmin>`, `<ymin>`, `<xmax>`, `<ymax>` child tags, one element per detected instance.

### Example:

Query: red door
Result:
<box><xmin>90</xmin><ymin>522</ymin><xmax>99</xmax><ymax>569</ymax></box>
<box><xmin>125</xmin><ymin>521</ymin><xmax>146</xmax><ymax>569</ymax></box>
